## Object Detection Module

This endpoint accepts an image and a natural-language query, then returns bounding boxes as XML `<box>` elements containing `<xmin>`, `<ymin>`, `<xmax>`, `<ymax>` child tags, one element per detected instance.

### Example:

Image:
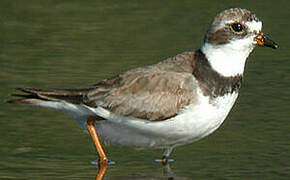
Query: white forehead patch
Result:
<box><xmin>245</xmin><ymin>21</ymin><xmax>262</xmax><ymax>33</ymax></box>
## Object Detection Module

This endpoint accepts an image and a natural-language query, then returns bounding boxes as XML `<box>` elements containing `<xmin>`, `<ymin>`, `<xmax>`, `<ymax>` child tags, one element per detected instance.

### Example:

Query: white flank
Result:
<box><xmin>84</xmin><ymin>87</ymin><xmax>239</xmax><ymax>149</ymax></box>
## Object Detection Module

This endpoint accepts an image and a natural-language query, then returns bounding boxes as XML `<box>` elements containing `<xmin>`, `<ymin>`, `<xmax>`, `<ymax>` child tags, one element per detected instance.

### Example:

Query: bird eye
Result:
<box><xmin>230</xmin><ymin>23</ymin><xmax>244</xmax><ymax>33</ymax></box>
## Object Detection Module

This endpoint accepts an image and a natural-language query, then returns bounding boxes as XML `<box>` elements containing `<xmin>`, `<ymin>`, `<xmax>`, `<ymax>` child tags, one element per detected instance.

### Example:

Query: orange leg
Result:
<box><xmin>95</xmin><ymin>163</ymin><xmax>108</xmax><ymax>180</ymax></box>
<box><xmin>86</xmin><ymin>116</ymin><xmax>109</xmax><ymax>167</ymax></box>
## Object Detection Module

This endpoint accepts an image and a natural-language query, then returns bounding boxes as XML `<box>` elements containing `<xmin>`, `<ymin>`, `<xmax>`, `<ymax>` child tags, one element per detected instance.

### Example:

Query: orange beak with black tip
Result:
<box><xmin>254</xmin><ymin>32</ymin><xmax>279</xmax><ymax>49</ymax></box>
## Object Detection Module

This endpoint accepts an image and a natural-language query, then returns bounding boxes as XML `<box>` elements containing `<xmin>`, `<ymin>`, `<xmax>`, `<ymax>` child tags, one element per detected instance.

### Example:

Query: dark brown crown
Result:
<box><xmin>204</xmin><ymin>8</ymin><xmax>260</xmax><ymax>45</ymax></box>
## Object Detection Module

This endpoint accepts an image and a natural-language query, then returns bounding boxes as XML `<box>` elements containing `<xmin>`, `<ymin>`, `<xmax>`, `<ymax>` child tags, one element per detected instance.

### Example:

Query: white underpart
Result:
<box><xmin>82</xmin><ymin>87</ymin><xmax>239</xmax><ymax>149</ymax></box>
<box><xmin>26</xmin><ymin>85</ymin><xmax>239</xmax><ymax>149</ymax></box>
<box><xmin>201</xmin><ymin>20</ymin><xmax>262</xmax><ymax>77</ymax></box>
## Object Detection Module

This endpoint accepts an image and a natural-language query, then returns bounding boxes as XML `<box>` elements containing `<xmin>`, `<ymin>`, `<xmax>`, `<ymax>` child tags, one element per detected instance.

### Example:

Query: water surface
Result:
<box><xmin>0</xmin><ymin>0</ymin><xmax>289</xmax><ymax>179</ymax></box>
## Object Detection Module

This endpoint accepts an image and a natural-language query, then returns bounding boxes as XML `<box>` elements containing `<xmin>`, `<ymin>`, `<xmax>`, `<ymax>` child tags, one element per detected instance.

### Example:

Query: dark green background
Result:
<box><xmin>0</xmin><ymin>0</ymin><xmax>289</xmax><ymax>179</ymax></box>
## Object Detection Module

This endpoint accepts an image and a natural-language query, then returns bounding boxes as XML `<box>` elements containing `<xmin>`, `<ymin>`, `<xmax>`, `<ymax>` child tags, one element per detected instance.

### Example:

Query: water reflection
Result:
<box><xmin>94</xmin><ymin>163</ymin><xmax>181</xmax><ymax>180</ymax></box>
<box><xmin>95</xmin><ymin>164</ymin><xmax>107</xmax><ymax>180</ymax></box>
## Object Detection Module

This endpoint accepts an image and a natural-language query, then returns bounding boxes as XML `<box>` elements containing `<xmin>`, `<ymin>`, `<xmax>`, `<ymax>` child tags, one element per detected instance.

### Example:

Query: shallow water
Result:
<box><xmin>1</xmin><ymin>0</ymin><xmax>289</xmax><ymax>179</ymax></box>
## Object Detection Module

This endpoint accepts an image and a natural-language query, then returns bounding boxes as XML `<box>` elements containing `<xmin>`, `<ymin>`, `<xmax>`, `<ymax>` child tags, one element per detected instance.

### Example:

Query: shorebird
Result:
<box><xmin>7</xmin><ymin>8</ymin><xmax>278</xmax><ymax>166</ymax></box>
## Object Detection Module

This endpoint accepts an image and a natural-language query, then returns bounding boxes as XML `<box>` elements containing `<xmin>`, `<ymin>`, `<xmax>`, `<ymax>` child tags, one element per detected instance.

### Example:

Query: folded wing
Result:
<box><xmin>7</xmin><ymin>52</ymin><xmax>198</xmax><ymax>121</ymax></box>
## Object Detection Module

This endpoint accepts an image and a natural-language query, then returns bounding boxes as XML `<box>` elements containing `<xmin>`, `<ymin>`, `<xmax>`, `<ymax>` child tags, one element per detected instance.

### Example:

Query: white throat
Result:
<box><xmin>201</xmin><ymin>41</ymin><xmax>254</xmax><ymax>77</ymax></box>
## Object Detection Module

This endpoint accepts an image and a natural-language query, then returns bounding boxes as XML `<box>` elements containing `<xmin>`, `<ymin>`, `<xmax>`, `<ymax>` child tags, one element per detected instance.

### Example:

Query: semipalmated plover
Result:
<box><xmin>7</xmin><ymin>8</ymin><xmax>278</xmax><ymax>165</ymax></box>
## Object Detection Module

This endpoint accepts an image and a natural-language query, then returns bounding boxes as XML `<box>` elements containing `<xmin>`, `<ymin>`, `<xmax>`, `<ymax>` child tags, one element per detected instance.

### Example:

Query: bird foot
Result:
<box><xmin>155</xmin><ymin>156</ymin><xmax>174</xmax><ymax>165</ymax></box>
<box><xmin>91</xmin><ymin>159</ymin><xmax>115</xmax><ymax>166</ymax></box>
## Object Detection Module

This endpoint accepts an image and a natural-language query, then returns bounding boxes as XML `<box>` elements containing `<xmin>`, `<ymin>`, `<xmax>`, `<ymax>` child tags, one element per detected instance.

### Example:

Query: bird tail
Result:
<box><xmin>6</xmin><ymin>87</ymin><xmax>99</xmax><ymax>129</ymax></box>
<box><xmin>6</xmin><ymin>87</ymin><xmax>92</xmax><ymax>105</ymax></box>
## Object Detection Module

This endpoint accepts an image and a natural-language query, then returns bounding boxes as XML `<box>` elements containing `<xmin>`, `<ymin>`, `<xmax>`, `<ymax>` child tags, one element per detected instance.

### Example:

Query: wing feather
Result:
<box><xmin>8</xmin><ymin>51</ymin><xmax>198</xmax><ymax>121</ymax></box>
<box><xmin>87</xmin><ymin>51</ymin><xmax>198</xmax><ymax>120</ymax></box>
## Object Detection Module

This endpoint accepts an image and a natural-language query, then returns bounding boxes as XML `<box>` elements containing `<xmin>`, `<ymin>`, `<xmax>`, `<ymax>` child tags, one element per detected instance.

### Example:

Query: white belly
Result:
<box><xmin>92</xmin><ymin>89</ymin><xmax>239</xmax><ymax>149</ymax></box>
